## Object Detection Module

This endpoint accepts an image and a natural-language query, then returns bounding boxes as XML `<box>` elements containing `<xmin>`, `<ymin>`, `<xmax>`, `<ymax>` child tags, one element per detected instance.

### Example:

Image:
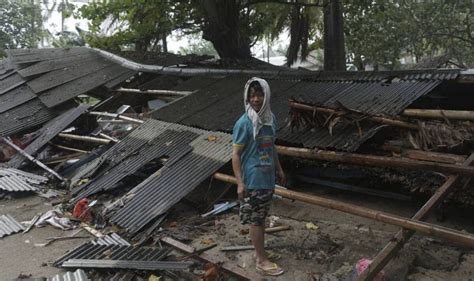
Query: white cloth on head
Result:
<box><xmin>243</xmin><ymin>77</ymin><xmax>273</xmax><ymax>139</ymax></box>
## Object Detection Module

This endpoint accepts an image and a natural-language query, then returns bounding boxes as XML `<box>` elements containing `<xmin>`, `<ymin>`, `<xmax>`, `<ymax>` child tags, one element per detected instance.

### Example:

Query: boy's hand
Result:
<box><xmin>277</xmin><ymin>169</ymin><xmax>287</xmax><ymax>186</ymax></box>
<box><xmin>237</xmin><ymin>183</ymin><xmax>246</xmax><ymax>201</ymax></box>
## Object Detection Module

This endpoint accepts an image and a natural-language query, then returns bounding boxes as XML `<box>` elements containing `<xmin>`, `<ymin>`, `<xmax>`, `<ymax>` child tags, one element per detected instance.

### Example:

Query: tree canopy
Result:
<box><xmin>344</xmin><ymin>1</ymin><xmax>474</xmax><ymax>69</ymax></box>
<box><xmin>0</xmin><ymin>0</ymin><xmax>44</xmax><ymax>57</ymax></box>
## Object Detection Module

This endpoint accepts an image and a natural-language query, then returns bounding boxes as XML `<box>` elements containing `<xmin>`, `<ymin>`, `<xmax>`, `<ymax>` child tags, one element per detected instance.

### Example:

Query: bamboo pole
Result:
<box><xmin>377</xmin><ymin>144</ymin><xmax>466</xmax><ymax>164</ymax></box>
<box><xmin>58</xmin><ymin>133</ymin><xmax>111</xmax><ymax>145</ymax></box>
<box><xmin>88</xmin><ymin>111</ymin><xmax>144</xmax><ymax>124</ymax></box>
<box><xmin>116</xmin><ymin>87</ymin><xmax>193</xmax><ymax>96</ymax></box>
<box><xmin>276</xmin><ymin>145</ymin><xmax>474</xmax><ymax>177</ymax></box>
<box><xmin>49</xmin><ymin>143</ymin><xmax>90</xmax><ymax>154</ymax></box>
<box><xmin>289</xmin><ymin>101</ymin><xmax>420</xmax><ymax>130</ymax></box>
<box><xmin>213</xmin><ymin>173</ymin><xmax>474</xmax><ymax>248</ymax></box>
<box><xmin>2</xmin><ymin>137</ymin><xmax>65</xmax><ymax>181</ymax></box>
<box><xmin>403</xmin><ymin>109</ymin><xmax>474</xmax><ymax>121</ymax></box>
<box><xmin>356</xmin><ymin>153</ymin><xmax>474</xmax><ymax>280</ymax></box>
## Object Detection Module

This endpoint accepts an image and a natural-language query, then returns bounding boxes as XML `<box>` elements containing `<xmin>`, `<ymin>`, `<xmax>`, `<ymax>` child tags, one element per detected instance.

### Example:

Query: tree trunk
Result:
<box><xmin>162</xmin><ymin>33</ymin><xmax>168</xmax><ymax>53</ymax></box>
<box><xmin>323</xmin><ymin>0</ymin><xmax>346</xmax><ymax>71</ymax></box>
<box><xmin>201</xmin><ymin>0</ymin><xmax>252</xmax><ymax>60</ymax></box>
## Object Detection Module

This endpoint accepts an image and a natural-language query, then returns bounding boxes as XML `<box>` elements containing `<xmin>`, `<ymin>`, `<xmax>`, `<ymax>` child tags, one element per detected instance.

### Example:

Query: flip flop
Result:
<box><xmin>256</xmin><ymin>262</ymin><xmax>284</xmax><ymax>276</ymax></box>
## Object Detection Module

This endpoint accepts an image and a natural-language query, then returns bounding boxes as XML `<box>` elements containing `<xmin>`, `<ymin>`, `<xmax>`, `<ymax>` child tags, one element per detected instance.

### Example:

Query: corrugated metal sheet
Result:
<box><xmin>92</xmin><ymin>233</ymin><xmax>130</xmax><ymax>246</ymax></box>
<box><xmin>8</xmin><ymin>104</ymin><xmax>90</xmax><ymax>168</ymax></box>
<box><xmin>47</xmin><ymin>269</ymin><xmax>89</xmax><ymax>281</ymax></box>
<box><xmin>0</xmin><ymin>99</ymin><xmax>57</xmax><ymax>137</ymax></box>
<box><xmin>0</xmin><ymin>214</ymin><xmax>24</xmax><ymax>237</ymax></box>
<box><xmin>0</xmin><ymin>174</ymin><xmax>39</xmax><ymax>192</ymax></box>
<box><xmin>0</xmin><ymin>73</ymin><xmax>26</xmax><ymax>95</ymax></box>
<box><xmin>154</xmin><ymin>77</ymin><xmax>442</xmax><ymax>151</ymax></box>
<box><xmin>108</xmin><ymin>120</ymin><xmax>232</xmax><ymax>233</ymax></box>
<box><xmin>313</xmin><ymin>69</ymin><xmax>460</xmax><ymax>81</ymax></box>
<box><xmin>0</xmin><ymin>167</ymin><xmax>49</xmax><ymax>184</ymax></box>
<box><xmin>72</xmin><ymin>129</ymin><xmax>198</xmax><ymax>200</ymax></box>
<box><xmin>0</xmin><ymin>84</ymin><xmax>36</xmax><ymax>114</ymax></box>
<box><xmin>62</xmin><ymin>259</ymin><xmax>193</xmax><ymax>270</ymax></box>
<box><xmin>54</xmin><ymin>243</ymin><xmax>171</xmax><ymax>267</ymax></box>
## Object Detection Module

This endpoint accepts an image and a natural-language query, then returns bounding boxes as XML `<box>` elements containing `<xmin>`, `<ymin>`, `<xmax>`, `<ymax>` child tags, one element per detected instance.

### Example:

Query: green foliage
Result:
<box><xmin>344</xmin><ymin>1</ymin><xmax>474</xmax><ymax>69</ymax></box>
<box><xmin>78</xmin><ymin>0</ymin><xmax>193</xmax><ymax>52</ymax></box>
<box><xmin>0</xmin><ymin>0</ymin><xmax>44</xmax><ymax>57</ymax></box>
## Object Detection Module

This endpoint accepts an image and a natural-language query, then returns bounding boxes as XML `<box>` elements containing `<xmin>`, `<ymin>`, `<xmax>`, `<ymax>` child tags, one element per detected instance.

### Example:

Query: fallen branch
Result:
<box><xmin>289</xmin><ymin>100</ymin><xmax>420</xmax><ymax>130</ymax></box>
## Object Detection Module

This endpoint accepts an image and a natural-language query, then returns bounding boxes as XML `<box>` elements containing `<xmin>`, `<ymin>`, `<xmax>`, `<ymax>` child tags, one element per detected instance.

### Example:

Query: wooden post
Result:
<box><xmin>403</xmin><ymin>109</ymin><xmax>474</xmax><ymax>121</ymax></box>
<box><xmin>213</xmin><ymin>173</ymin><xmax>474</xmax><ymax>247</ymax></box>
<box><xmin>276</xmin><ymin>145</ymin><xmax>474</xmax><ymax>177</ymax></box>
<box><xmin>355</xmin><ymin>153</ymin><xmax>474</xmax><ymax>280</ymax></box>
<box><xmin>289</xmin><ymin>101</ymin><xmax>420</xmax><ymax>130</ymax></box>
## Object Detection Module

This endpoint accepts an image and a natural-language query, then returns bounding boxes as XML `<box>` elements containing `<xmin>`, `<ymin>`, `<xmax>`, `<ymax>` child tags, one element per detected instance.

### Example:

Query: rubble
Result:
<box><xmin>0</xmin><ymin>48</ymin><xmax>473</xmax><ymax>280</ymax></box>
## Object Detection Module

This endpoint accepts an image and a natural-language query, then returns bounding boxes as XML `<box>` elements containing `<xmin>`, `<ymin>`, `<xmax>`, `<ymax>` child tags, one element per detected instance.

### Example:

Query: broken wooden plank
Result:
<box><xmin>161</xmin><ymin>237</ymin><xmax>262</xmax><ymax>281</ymax></box>
<box><xmin>355</xmin><ymin>153</ymin><xmax>474</xmax><ymax>280</ymax></box>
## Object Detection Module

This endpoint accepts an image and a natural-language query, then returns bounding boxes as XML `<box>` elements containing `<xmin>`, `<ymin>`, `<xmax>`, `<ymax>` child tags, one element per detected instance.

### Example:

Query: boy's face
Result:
<box><xmin>248</xmin><ymin>87</ymin><xmax>264</xmax><ymax>112</ymax></box>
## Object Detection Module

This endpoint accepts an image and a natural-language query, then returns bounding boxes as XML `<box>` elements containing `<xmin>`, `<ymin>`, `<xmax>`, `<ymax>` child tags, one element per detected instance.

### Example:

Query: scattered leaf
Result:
<box><xmin>305</xmin><ymin>222</ymin><xmax>319</xmax><ymax>230</ymax></box>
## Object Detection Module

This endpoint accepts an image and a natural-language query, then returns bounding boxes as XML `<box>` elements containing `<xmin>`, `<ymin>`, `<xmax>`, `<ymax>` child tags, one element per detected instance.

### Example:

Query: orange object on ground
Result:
<box><xmin>73</xmin><ymin>198</ymin><xmax>93</xmax><ymax>222</ymax></box>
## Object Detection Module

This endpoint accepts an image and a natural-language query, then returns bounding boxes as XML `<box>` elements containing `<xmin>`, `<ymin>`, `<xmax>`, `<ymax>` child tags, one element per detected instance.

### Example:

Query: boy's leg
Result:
<box><xmin>240</xmin><ymin>189</ymin><xmax>283</xmax><ymax>274</ymax></box>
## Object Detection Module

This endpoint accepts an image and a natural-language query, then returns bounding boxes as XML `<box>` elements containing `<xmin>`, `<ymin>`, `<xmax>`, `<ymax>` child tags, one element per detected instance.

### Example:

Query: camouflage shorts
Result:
<box><xmin>239</xmin><ymin>189</ymin><xmax>274</xmax><ymax>226</ymax></box>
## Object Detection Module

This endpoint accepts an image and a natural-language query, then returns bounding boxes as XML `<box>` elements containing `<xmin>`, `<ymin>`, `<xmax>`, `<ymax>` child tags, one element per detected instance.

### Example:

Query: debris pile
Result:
<box><xmin>0</xmin><ymin>48</ymin><xmax>473</xmax><ymax>280</ymax></box>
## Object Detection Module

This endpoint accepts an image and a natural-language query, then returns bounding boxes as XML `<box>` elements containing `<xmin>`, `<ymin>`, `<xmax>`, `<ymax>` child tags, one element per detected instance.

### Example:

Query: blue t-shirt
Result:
<box><xmin>232</xmin><ymin>113</ymin><xmax>277</xmax><ymax>190</ymax></box>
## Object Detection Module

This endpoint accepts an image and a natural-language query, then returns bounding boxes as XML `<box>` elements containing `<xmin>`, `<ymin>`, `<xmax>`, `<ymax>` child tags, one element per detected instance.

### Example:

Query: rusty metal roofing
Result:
<box><xmin>108</xmin><ymin>120</ymin><xmax>232</xmax><ymax>233</ymax></box>
<box><xmin>0</xmin><ymin>214</ymin><xmax>24</xmax><ymax>237</ymax></box>
<box><xmin>8</xmin><ymin>104</ymin><xmax>90</xmax><ymax>168</ymax></box>
<box><xmin>47</xmin><ymin>269</ymin><xmax>89</xmax><ymax>281</ymax></box>
<box><xmin>54</xmin><ymin>242</ymin><xmax>171</xmax><ymax>267</ymax></box>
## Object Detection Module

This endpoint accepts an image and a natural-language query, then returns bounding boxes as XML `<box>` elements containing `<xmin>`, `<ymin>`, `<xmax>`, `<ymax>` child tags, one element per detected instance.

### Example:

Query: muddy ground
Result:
<box><xmin>0</xmin><ymin>184</ymin><xmax>473</xmax><ymax>280</ymax></box>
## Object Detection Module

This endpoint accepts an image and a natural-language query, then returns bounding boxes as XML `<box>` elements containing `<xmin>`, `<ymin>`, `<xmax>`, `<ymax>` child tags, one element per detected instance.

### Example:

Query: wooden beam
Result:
<box><xmin>289</xmin><ymin>101</ymin><xmax>420</xmax><ymax>130</ymax></box>
<box><xmin>377</xmin><ymin>144</ymin><xmax>466</xmax><ymax>164</ymax></box>
<box><xmin>161</xmin><ymin>237</ymin><xmax>262</xmax><ymax>281</ymax></box>
<box><xmin>402</xmin><ymin>109</ymin><xmax>474</xmax><ymax>121</ymax></box>
<box><xmin>276</xmin><ymin>145</ymin><xmax>474</xmax><ymax>177</ymax></box>
<box><xmin>213</xmin><ymin>173</ymin><xmax>474</xmax><ymax>247</ymax></box>
<box><xmin>356</xmin><ymin>153</ymin><xmax>474</xmax><ymax>280</ymax></box>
